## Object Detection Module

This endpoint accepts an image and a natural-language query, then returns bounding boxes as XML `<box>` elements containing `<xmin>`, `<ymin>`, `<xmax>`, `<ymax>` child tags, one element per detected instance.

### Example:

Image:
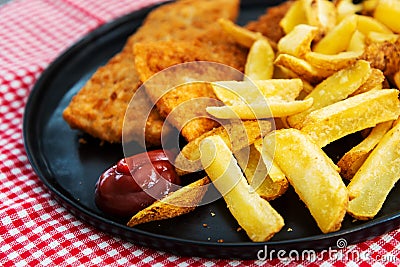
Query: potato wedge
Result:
<box><xmin>305</xmin><ymin>50</ymin><xmax>363</xmax><ymax>71</ymax></box>
<box><xmin>300</xmin><ymin>89</ymin><xmax>400</xmax><ymax>147</ymax></box>
<box><xmin>280</xmin><ymin>0</ymin><xmax>308</xmax><ymax>34</ymax></box>
<box><xmin>200</xmin><ymin>135</ymin><xmax>284</xmax><ymax>242</ymax></box>
<box><xmin>174</xmin><ymin>120</ymin><xmax>271</xmax><ymax>175</ymax></box>
<box><xmin>235</xmin><ymin>144</ymin><xmax>288</xmax><ymax>200</ymax></box>
<box><xmin>263</xmin><ymin>129</ymin><xmax>348</xmax><ymax>233</ymax></box>
<box><xmin>206</xmin><ymin>98</ymin><xmax>313</xmax><ymax>120</ymax></box>
<box><xmin>127</xmin><ymin>177</ymin><xmax>210</xmax><ymax>227</ymax></box>
<box><xmin>347</xmin><ymin>122</ymin><xmax>400</xmax><ymax>220</ymax></box>
<box><xmin>245</xmin><ymin>39</ymin><xmax>275</xmax><ymax>80</ymax></box>
<box><xmin>338</xmin><ymin>120</ymin><xmax>393</xmax><ymax>180</ymax></box>
<box><xmin>373</xmin><ymin>0</ymin><xmax>400</xmax><ymax>33</ymax></box>
<box><xmin>313</xmin><ymin>15</ymin><xmax>358</xmax><ymax>55</ymax></box>
<box><xmin>287</xmin><ymin>60</ymin><xmax>372</xmax><ymax>128</ymax></box>
<box><xmin>278</xmin><ymin>24</ymin><xmax>318</xmax><ymax>58</ymax></box>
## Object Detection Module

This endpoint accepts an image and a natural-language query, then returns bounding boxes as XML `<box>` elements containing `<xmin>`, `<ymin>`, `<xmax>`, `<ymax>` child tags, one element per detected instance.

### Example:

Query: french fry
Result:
<box><xmin>218</xmin><ymin>18</ymin><xmax>275</xmax><ymax>49</ymax></box>
<box><xmin>206</xmin><ymin>98</ymin><xmax>314</xmax><ymax>120</ymax></box>
<box><xmin>356</xmin><ymin>15</ymin><xmax>393</xmax><ymax>35</ymax></box>
<box><xmin>174</xmin><ymin>120</ymin><xmax>271</xmax><ymax>175</ymax></box>
<box><xmin>347</xmin><ymin>30</ymin><xmax>366</xmax><ymax>52</ymax></box>
<box><xmin>338</xmin><ymin>120</ymin><xmax>393</xmax><ymax>180</ymax></box>
<box><xmin>280</xmin><ymin>0</ymin><xmax>308</xmax><ymax>34</ymax></box>
<box><xmin>305</xmin><ymin>50</ymin><xmax>363</xmax><ymax>71</ymax></box>
<box><xmin>347</xmin><ymin>122</ymin><xmax>400</xmax><ymax>220</ymax></box>
<box><xmin>199</xmin><ymin>135</ymin><xmax>284</xmax><ymax>242</ymax></box>
<box><xmin>262</xmin><ymin>128</ymin><xmax>348</xmax><ymax>233</ymax></box>
<box><xmin>350</xmin><ymin>68</ymin><xmax>385</xmax><ymax>96</ymax></box>
<box><xmin>212</xmin><ymin>79</ymin><xmax>304</xmax><ymax>104</ymax></box>
<box><xmin>245</xmin><ymin>39</ymin><xmax>275</xmax><ymax>80</ymax></box>
<box><xmin>235</xmin><ymin>144</ymin><xmax>288</xmax><ymax>200</ymax></box>
<box><xmin>367</xmin><ymin>32</ymin><xmax>399</xmax><ymax>43</ymax></box>
<box><xmin>373</xmin><ymin>0</ymin><xmax>400</xmax><ymax>33</ymax></box>
<box><xmin>336</xmin><ymin>0</ymin><xmax>363</xmax><ymax>21</ymax></box>
<box><xmin>277</xmin><ymin>24</ymin><xmax>318</xmax><ymax>58</ymax></box>
<box><xmin>300</xmin><ymin>89</ymin><xmax>400</xmax><ymax>147</ymax></box>
<box><xmin>127</xmin><ymin>177</ymin><xmax>210</xmax><ymax>227</ymax></box>
<box><xmin>287</xmin><ymin>60</ymin><xmax>372</xmax><ymax>128</ymax></box>
<box><xmin>302</xmin><ymin>0</ymin><xmax>337</xmax><ymax>41</ymax></box>
<box><xmin>253</xmin><ymin>138</ymin><xmax>288</xmax><ymax>184</ymax></box>
<box><xmin>274</xmin><ymin>53</ymin><xmax>334</xmax><ymax>84</ymax></box>
<box><xmin>313</xmin><ymin>15</ymin><xmax>358</xmax><ymax>55</ymax></box>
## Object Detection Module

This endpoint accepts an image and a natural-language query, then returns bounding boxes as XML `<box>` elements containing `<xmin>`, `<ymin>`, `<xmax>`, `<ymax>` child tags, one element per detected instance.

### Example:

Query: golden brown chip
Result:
<box><xmin>127</xmin><ymin>177</ymin><xmax>210</xmax><ymax>227</ymax></box>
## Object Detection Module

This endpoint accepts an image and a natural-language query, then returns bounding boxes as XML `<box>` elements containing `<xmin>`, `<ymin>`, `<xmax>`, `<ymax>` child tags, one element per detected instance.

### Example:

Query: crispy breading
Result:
<box><xmin>245</xmin><ymin>1</ymin><xmax>294</xmax><ymax>45</ymax></box>
<box><xmin>361</xmin><ymin>39</ymin><xmax>400</xmax><ymax>86</ymax></box>
<box><xmin>133</xmin><ymin>31</ymin><xmax>248</xmax><ymax>141</ymax></box>
<box><xmin>63</xmin><ymin>0</ymin><xmax>240</xmax><ymax>146</ymax></box>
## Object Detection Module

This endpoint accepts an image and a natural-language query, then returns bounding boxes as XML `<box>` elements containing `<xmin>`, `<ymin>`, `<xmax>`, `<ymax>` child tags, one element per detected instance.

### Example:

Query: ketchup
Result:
<box><xmin>95</xmin><ymin>150</ymin><xmax>180</xmax><ymax>217</ymax></box>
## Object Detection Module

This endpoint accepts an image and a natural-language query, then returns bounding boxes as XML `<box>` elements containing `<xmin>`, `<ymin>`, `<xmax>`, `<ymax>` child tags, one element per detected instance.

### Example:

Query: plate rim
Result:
<box><xmin>22</xmin><ymin>0</ymin><xmax>400</xmax><ymax>259</ymax></box>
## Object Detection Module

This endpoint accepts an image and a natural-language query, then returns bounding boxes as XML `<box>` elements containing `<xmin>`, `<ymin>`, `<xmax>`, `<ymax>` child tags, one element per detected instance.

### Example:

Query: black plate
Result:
<box><xmin>23</xmin><ymin>0</ymin><xmax>400</xmax><ymax>260</ymax></box>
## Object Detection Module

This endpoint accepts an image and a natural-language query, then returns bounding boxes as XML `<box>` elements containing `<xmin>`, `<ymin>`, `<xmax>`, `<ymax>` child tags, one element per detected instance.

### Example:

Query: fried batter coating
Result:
<box><xmin>245</xmin><ymin>1</ymin><xmax>294</xmax><ymax>45</ymax></box>
<box><xmin>361</xmin><ymin>39</ymin><xmax>400</xmax><ymax>87</ymax></box>
<box><xmin>134</xmin><ymin>29</ymin><xmax>248</xmax><ymax>142</ymax></box>
<box><xmin>63</xmin><ymin>0</ymin><xmax>240</xmax><ymax>146</ymax></box>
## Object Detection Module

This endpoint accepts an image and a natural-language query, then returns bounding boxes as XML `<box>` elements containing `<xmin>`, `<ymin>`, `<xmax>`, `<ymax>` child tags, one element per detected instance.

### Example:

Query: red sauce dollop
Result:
<box><xmin>95</xmin><ymin>150</ymin><xmax>180</xmax><ymax>217</ymax></box>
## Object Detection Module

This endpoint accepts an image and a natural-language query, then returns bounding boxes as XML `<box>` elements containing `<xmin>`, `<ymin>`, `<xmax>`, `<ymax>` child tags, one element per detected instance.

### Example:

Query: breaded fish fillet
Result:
<box><xmin>63</xmin><ymin>0</ymin><xmax>240</xmax><ymax>146</ymax></box>
<box><xmin>134</xmin><ymin>28</ymin><xmax>248</xmax><ymax>142</ymax></box>
<box><xmin>245</xmin><ymin>1</ymin><xmax>293</xmax><ymax>44</ymax></box>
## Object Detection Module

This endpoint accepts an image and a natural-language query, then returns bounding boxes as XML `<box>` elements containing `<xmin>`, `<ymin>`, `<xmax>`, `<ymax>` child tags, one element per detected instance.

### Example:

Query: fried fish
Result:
<box><xmin>63</xmin><ymin>0</ymin><xmax>240</xmax><ymax>147</ymax></box>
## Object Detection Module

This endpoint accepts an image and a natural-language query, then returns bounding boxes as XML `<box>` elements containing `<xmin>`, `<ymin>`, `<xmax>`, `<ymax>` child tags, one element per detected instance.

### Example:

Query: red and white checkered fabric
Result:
<box><xmin>0</xmin><ymin>0</ymin><xmax>399</xmax><ymax>266</ymax></box>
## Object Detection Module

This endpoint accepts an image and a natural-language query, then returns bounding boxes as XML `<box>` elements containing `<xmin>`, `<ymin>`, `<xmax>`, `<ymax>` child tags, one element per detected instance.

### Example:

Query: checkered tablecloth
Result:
<box><xmin>0</xmin><ymin>0</ymin><xmax>399</xmax><ymax>266</ymax></box>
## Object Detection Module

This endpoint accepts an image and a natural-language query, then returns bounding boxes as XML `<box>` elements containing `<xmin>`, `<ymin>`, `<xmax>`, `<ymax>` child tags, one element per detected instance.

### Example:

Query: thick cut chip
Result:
<box><xmin>356</xmin><ymin>15</ymin><xmax>393</xmax><ymax>35</ymax></box>
<box><xmin>235</xmin><ymin>144</ymin><xmax>288</xmax><ymax>200</ymax></box>
<box><xmin>253</xmin><ymin>138</ymin><xmax>288</xmax><ymax>185</ymax></box>
<box><xmin>212</xmin><ymin>79</ymin><xmax>304</xmax><ymax>105</ymax></box>
<box><xmin>263</xmin><ymin>129</ymin><xmax>348</xmax><ymax>233</ymax></box>
<box><xmin>206</xmin><ymin>98</ymin><xmax>313</xmax><ymax>120</ymax></box>
<box><xmin>336</xmin><ymin>0</ymin><xmax>363</xmax><ymax>21</ymax></box>
<box><xmin>174</xmin><ymin>120</ymin><xmax>271</xmax><ymax>176</ymax></box>
<box><xmin>199</xmin><ymin>135</ymin><xmax>284</xmax><ymax>242</ymax></box>
<box><xmin>338</xmin><ymin>121</ymin><xmax>393</xmax><ymax>180</ymax></box>
<box><xmin>373</xmin><ymin>0</ymin><xmax>400</xmax><ymax>33</ymax></box>
<box><xmin>305</xmin><ymin>50</ymin><xmax>363</xmax><ymax>71</ymax></box>
<box><xmin>274</xmin><ymin>54</ymin><xmax>334</xmax><ymax>84</ymax></box>
<box><xmin>288</xmin><ymin>60</ymin><xmax>372</xmax><ymax>128</ymax></box>
<box><xmin>347</xmin><ymin>122</ymin><xmax>400</xmax><ymax>220</ymax></box>
<box><xmin>313</xmin><ymin>15</ymin><xmax>358</xmax><ymax>55</ymax></box>
<box><xmin>347</xmin><ymin>30</ymin><xmax>366</xmax><ymax>52</ymax></box>
<box><xmin>218</xmin><ymin>18</ymin><xmax>272</xmax><ymax>49</ymax></box>
<box><xmin>302</xmin><ymin>0</ymin><xmax>337</xmax><ymax>41</ymax></box>
<box><xmin>127</xmin><ymin>177</ymin><xmax>210</xmax><ymax>227</ymax></box>
<box><xmin>277</xmin><ymin>24</ymin><xmax>318</xmax><ymax>58</ymax></box>
<box><xmin>280</xmin><ymin>0</ymin><xmax>307</xmax><ymax>34</ymax></box>
<box><xmin>63</xmin><ymin>0</ymin><xmax>241</xmax><ymax>146</ymax></box>
<box><xmin>245</xmin><ymin>39</ymin><xmax>275</xmax><ymax>80</ymax></box>
<box><xmin>350</xmin><ymin>68</ymin><xmax>385</xmax><ymax>96</ymax></box>
<box><xmin>300</xmin><ymin>89</ymin><xmax>400</xmax><ymax>147</ymax></box>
